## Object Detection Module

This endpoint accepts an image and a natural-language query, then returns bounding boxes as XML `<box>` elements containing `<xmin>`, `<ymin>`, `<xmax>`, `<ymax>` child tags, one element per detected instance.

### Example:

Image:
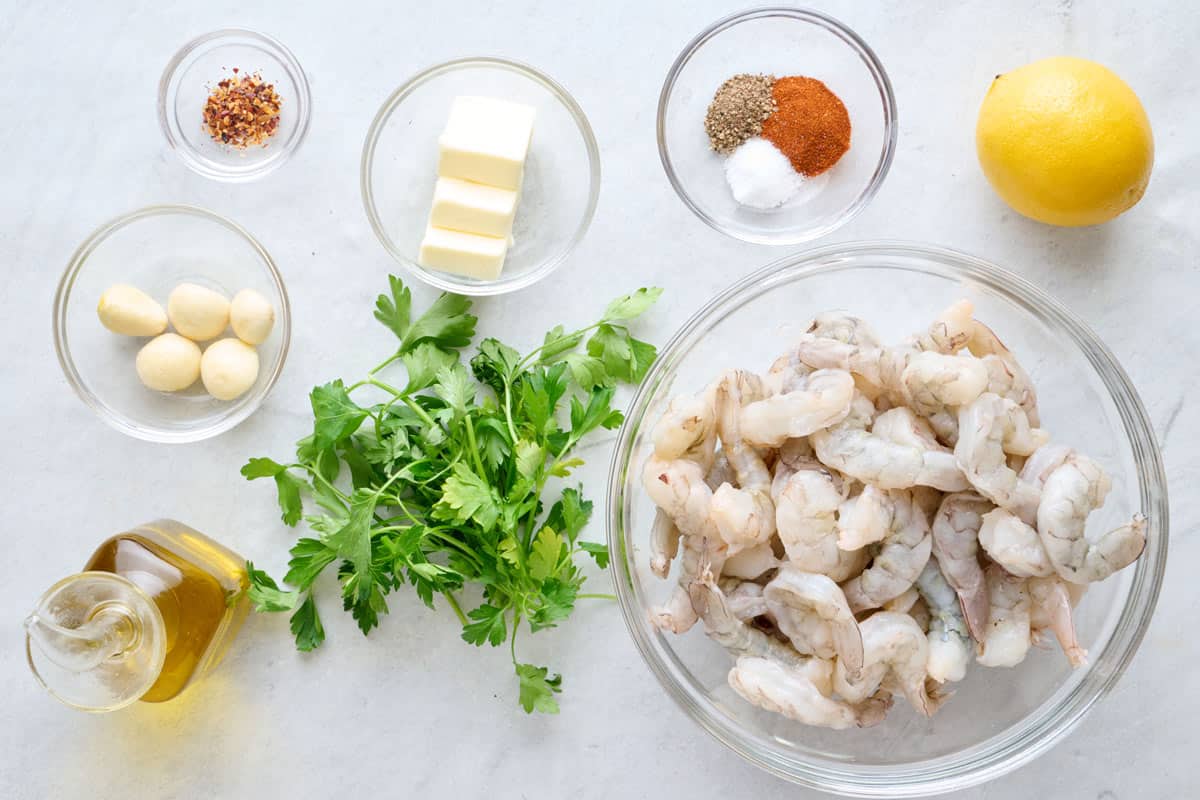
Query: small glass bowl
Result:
<box><xmin>158</xmin><ymin>29</ymin><xmax>311</xmax><ymax>182</ymax></box>
<box><xmin>658</xmin><ymin>8</ymin><xmax>897</xmax><ymax>245</ymax></box>
<box><xmin>608</xmin><ymin>243</ymin><xmax>1167</xmax><ymax>796</ymax></box>
<box><xmin>53</xmin><ymin>205</ymin><xmax>291</xmax><ymax>443</ymax></box>
<box><xmin>361</xmin><ymin>57</ymin><xmax>600</xmax><ymax>296</ymax></box>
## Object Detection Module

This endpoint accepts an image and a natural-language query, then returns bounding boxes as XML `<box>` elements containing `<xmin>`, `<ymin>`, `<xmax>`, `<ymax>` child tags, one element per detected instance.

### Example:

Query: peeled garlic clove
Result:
<box><xmin>168</xmin><ymin>283</ymin><xmax>230</xmax><ymax>341</ymax></box>
<box><xmin>97</xmin><ymin>284</ymin><xmax>168</xmax><ymax>336</ymax></box>
<box><xmin>201</xmin><ymin>338</ymin><xmax>259</xmax><ymax>401</ymax></box>
<box><xmin>136</xmin><ymin>333</ymin><xmax>202</xmax><ymax>392</ymax></box>
<box><xmin>230</xmin><ymin>288</ymin><xmax>275</xmax><ymax>345</ymax></box>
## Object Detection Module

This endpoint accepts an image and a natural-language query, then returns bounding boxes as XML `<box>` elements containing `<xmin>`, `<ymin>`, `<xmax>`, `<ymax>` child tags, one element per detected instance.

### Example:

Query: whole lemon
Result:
<box><xmin>976</xmin><ymin>57</ymin><xmax>1153</xmax><ymax>226</ymax></box>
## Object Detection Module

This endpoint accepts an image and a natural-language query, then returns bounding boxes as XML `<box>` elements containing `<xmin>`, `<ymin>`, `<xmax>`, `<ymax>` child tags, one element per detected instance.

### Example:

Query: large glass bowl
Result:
<box><xmin>53</xmin><ymin>205</ymin><xmax>291</xmax><ymax>443</ymax></box>
<box><xmin>361</xmin><ymin>57</ymin><xmax>600</xmax><ymax>296</ymax></box>
<box><xmin>658</xmin><ymin>7</ymin><xmax>897</xmax><ymax>244</ymax></box>
<box><xmin>607</xmin><ymin>242</ymin><xmax>1167</xmax><ymax>797</ymax></box>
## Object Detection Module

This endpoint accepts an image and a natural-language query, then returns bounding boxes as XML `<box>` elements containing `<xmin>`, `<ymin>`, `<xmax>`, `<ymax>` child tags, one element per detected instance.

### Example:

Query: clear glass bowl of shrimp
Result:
<box><xmin>606</xmin><ymin>242</ymin><xmax>1167</xmax><ymax>797</ymax></box>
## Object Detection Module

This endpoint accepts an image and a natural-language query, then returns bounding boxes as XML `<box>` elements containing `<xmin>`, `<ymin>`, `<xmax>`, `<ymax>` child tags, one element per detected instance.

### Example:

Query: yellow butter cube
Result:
<box><xmin>437</xmin><ymin>96</ymin><xmax>536</xmax><ymax>190</ymax></box>
<box><xmin>417</xmin><ymin>225</ymin><xmax>509</xmax><ymax>280</ymax></box>
<box><xmin>429</xmin><ymin>177</ymin><xmax>519</xmax><ymax>239</ymax></box>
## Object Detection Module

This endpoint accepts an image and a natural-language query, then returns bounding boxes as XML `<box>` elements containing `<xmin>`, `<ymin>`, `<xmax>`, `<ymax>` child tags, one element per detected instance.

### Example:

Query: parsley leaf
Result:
<box><xmin>374</xmin><ymin>275</ymin><xmax>413</xmax><ymax>340</ymax></box>
<box><xmin>528</xmin><ymin>527</ymin><xmax>565</xmax><ymax>582</ymax></box>
<box><xmin>290</xmin><ymin>591</ymin><xmax>325</xmax><ymax>651</ymax></box>
<box><xmin>578</xmin><ymin>541</ymin><xmax>610</xmax><ymax>569</ymax></box>
<box><xmin>245</xmin><ymin>562</ymin><xmax>300</xmax><ymax>612</ymax></box>
<box><xmin>529</xmin><ymin>578</ymin><xmax>578</xmax><ymax>632</ymax></box>
<box><xmin>310</xmin><ymin>380</ymin><xmax>369</xmax><ymax>449</ymax></box>
<box><xmin>401</xmin><ymin>292</ymin><xmax>477</xmax><ymax>351</ymax></box>
<box><xmin>240</xmin><ymin>458</ymin><xmax>304</xmax><ymax>526</ymax></box>
<box><xmin>402</xmin><ymin>343</ymin><xmax>458</xmax><ymax>392</ymax></box>
<box><xmin>515</xmin><ymin>663</ymin><xmax>562</xmax><ymax>714</ymax></box>
<box><xmin>461</xmin><ymin>603</ymin><xmax>508</xmax><ymax>647</ymax></box>
<box><xmin>433</xmin><ymin>463</ymin><xmax>501</xmax><ymax>532</ymax></box>
<box><xmin>284</xmin><ymin>538</ymin><xmax>337</xmax><ymax>589</ymax></box>
<box><xmin>545</xmin><ymin>487</ymin><xmax>593</xmax><ymax>543</ymax></box>
<box><xmin>602</xmin><ymin>287</ymin><xmax>663</xmax><ymax>322</ymax></box>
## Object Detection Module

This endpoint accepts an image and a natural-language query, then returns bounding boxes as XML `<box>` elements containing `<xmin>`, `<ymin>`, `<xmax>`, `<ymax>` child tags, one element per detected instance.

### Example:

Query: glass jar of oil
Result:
<box><xmin>25</xmin><ymin>519</ymin><xmax>250</xmax><ymax>711</ymax></box>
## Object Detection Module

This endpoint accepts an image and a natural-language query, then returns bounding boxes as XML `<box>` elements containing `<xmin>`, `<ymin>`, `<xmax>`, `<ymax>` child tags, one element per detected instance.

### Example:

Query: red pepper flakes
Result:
<box><xmin>202</xmin><ymin>70</ymin><xmax>283</xmax><ymax>149</ymax></box>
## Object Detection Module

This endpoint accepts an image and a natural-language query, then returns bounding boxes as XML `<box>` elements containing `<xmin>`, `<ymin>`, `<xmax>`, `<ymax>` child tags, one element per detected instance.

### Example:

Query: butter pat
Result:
<box><xmin>438</xmin><ymin>96</ymin><xmax>536</xmax><ymax>190</ymax></box>
<box><xmin>418</xmin><ymin>225</ymin><xmax>509</xmax><ymax>280</ymax></box>
<box><xmin>429</xmin><ymin>177</ymin><xmax>519</xmax><ymax>239</ymax></box>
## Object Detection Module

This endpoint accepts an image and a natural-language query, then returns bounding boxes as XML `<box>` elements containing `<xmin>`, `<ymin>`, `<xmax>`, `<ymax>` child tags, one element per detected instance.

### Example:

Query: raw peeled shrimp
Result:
<box><xmin>812</xmin><ymin>393</ymin><xmax>969</xmax><ymax>491</ymax></box>
<box><xmin>643</xmin><ymin>456</ymin><xmax>725</xmax><ymax>633</ymax></box>
<box><xmin>900</xmin><ymin>351</ymin><xmax>989</xmax><ymax>417</ymax></box>
<box><xmin>651</xmin><ymin>387</ymin><xmax>718</xmax><ymax>470</ymax></box>
<box><xmin>711</xmin><ymin>372</ymin><xmax>776</xmax><ymax>552</ymax></box>
<box><xmin>729</xmin><ymin>656</ymin><xmax>891</xmax><ymax>730</ymax></box>
<box><xmin>720</xmin><ymin>579</ymin><xmax>770</xmax><ymax>621</ymax></box>
<box><xmin>834</xmin><ymin>611</ymin><xmax>943</xmax><ymax>716</ymax></box>
<box><xmin>966</xmin><ymin>320</ymin><xmax>1039</xmax><ymax>425</ymax></box>
<box><xmin>763</xmin><ymin>350</ymin><xmax>813</xmax><ymax>395</ymax></box>
<box><xmin>1028</xmin><ymin>575</ymin><xmax>1087</xmax><ymax>667</ymax></box>
<box><xmin>841</xmin><ymin>490</ymin><xmax>933</xmax><ymax>613</ymax></box>
<box><xmin>774</xmin><ymin>465</ymin><xmax>867</xmax><ymax>581</ymax></box>
<box><xmin>763</xmin><ymin>566</ymin><xmax>865</xmax><ymax>677</ymax></box>
<box><xmin>649</xmin><ymin>509</ymin><xmax>681</xmax><ymax>579</ymax></box>
<box><xmin>740</xmin><ymin>369</ymin><xmax>855</xmax><ymax>448</ymax></box>
<box><xmin>910</xmin><ymin>299</ymin><xmax>975</xmax><ymax>354</ymax></box>
<box><xmin>688</xmin><ymin>567</ymin><xmax>806</xmax><ymax>667</ymax></box>
<box><xmin>916</xmin><ymin>559</ymin><xmax>972</xmax><ymax>683</ymax></box>
<box><xmin>978</xmin><ymin>508</ymin><xmax>1054</xmax><ymax>578</ymax></box>
<box><xmin>871</xmin><ymin>407</ymin><xmax>965</xmax><ymax>494</ymax></box>
<box><xmin>976</xmin><ymin>565</ymin><xmax>1031</xmax><ymax>668</ymax></box>
<box><xmin>1019</xmin><ymin>443</ymin><xmax>1073</xmax><ymax>489</ymax></box>
<box><xmin>930</xmin><ymin>492</ymin><xmax>992</xmax><ymax>641</ymax></box>
<box><xmin>954</xmin><ymin>393</ymin><xmax>1048</xmax><ymax>523</ymax></box>
<box><xmin>1037</xmin><ymin>454</ymin><xmax>1147</xmax><ymax>583</ymax></box>
<box><xmin>722</xmin><ymin>541</ymin><xmax>778</xmax><ymax>579</ymax></box>
<box><xmin>837</xmin><ymin>484</ymin><xmax>891</xmax><ymax>551</ymax></box>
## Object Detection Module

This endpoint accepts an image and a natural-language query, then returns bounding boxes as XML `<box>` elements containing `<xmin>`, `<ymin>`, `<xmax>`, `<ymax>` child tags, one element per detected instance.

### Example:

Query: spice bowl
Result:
<box><xmin>361</xmin><ymin>57</ymin><xmax>600</xmax><ymax>296</ymax></box>
<box><xmin>53</xmin><ymin>205</ymin><xmax>291</xmax><ymax>443</ymax></box>
<box><xmin>658</xmin><ymin>7</ymin><xmax>897</xmax><ymax>245</ymax></box>
<box><xmin>159</xmin><ymin>29</ymin><xmax>311</xmax><ymax>182</ymax></box>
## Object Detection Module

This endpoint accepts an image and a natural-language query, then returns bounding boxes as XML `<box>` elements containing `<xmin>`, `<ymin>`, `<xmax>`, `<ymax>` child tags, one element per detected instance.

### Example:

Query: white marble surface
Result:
<box><xmin>1</xmin><ymin>1</ymin><xmax>1195</xmax><ymax>797</ymax></box>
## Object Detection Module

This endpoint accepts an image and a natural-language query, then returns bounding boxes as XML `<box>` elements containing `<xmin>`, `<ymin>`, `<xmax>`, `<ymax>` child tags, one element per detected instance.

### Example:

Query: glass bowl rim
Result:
<box><xmin>359</xmin><ymin>55</ymin><xmax>602</xmax><ymax>297</ymax></box>
<box><xmin>52</xmin><ymin>203</ymin><xmax>292</xmax><ymax>444</ymax></box>
<box><xmin>606</xmin><ymin>240</ymin><xmax>1168</xmax><ymax>796</ymax></box>
<box><xmin>655</xmin><ymin>6</ymin><xmax>899</xmax><ymax>245</ymax></box>
<box><xmin>157</xmin><ymin>27</ymin><xmax>312</xmax><ymax>183</ymax></box>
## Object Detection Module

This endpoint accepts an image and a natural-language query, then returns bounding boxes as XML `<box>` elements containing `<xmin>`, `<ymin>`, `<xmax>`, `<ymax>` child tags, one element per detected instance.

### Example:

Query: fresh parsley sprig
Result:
<box><xmin>241</xmin><ymin>275</ymin><xmax>661</xmax><ymax>713</ymax></box>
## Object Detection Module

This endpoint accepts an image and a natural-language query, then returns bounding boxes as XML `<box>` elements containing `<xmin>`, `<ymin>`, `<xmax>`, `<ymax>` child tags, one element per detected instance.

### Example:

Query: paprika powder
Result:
<box><xmin>761</xmin><ymin>76</ymin><xmax>851</xmax><ymax>177</ymax></box>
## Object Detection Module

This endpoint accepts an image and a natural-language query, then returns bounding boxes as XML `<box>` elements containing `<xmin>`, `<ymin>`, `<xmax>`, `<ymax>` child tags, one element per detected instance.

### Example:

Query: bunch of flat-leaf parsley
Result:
<box><xmin>241</xmin><ymin>274</ymin><xmax>661</xmax><ymax>713</ymax></box>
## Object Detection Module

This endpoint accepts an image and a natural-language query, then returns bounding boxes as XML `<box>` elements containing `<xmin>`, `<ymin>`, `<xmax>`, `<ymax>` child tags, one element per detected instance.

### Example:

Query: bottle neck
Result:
<box><xmin>24</xmin><ymin>604</ymin><xmax>140</xmax><ymax>673</ymax></box>
<box><xmin>25</xmin><ymin>571</ymin><xmax>166</xmax><ymax>712</ymax></box>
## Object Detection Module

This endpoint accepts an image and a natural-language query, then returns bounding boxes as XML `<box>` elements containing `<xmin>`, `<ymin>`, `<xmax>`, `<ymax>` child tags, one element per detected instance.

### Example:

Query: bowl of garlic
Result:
<box><xmin>54</xmin><ymin>205</ymin><xmax>291</xmax><ymax>443</ymax></box>
<box><xmin>607</xmin><ymin>242</ymin><xmax>1167</xmax><ymax>796</ymax></box>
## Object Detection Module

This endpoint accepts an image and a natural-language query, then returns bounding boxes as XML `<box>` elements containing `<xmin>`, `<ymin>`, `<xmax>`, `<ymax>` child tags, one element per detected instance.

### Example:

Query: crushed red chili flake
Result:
<box><xmin>202</xmin><ymin>70</ymin><xmax>282</xmax><ymax>149</ymax></box>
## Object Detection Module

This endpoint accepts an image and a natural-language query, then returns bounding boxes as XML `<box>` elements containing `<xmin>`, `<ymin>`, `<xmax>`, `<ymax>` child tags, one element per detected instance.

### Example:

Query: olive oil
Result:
<box><xmin>26</xmin><ymin>520</ymin><xmax>250</xmax><ymax>711</ymax></box>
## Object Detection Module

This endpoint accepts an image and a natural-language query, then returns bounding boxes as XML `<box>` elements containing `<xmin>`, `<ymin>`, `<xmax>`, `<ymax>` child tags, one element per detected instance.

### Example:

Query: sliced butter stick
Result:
<box><xmin>418</xmin><ymin>225</ymin><xmax>509</xmax><ymax>280</ymax></box>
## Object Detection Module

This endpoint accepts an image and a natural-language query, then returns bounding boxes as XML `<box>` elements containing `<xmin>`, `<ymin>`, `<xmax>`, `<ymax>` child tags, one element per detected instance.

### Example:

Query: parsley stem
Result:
<box><xmin>515</xmin><ymin>323</ymin><xmax>602</xmax><ymax>372</ymax></box>
<box><xmin>369</xmin><ymin>350</ymin><xmax>403</xmax><ymax>376</ymax></box>
<box><xmin>501</xmin><ymin>378</ymin><xmax>518</xmax><ymax>442</ymax></box>
<box><xmin>575</xmin><ymin>593</ymin><xmax>616</xmax><ymax>601</ymax></box>
<box><xmin>366</xmin><ymin>377</ymin><xmax>438</xmax><ymax>429</ymax></box>
<box><xmin>509</xmin><ymin>613</ymin><xmax>521</xmax><ymax>666</ymax></box>
<box><xmin>442</xmin><ymin>590</ymin><xmax>468</xmax><ymax>626</ymax></box>
<box><xmin>463</xmin><ymin>416</ymin><xmax>488</xmax><ymax>477</ymax></box>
